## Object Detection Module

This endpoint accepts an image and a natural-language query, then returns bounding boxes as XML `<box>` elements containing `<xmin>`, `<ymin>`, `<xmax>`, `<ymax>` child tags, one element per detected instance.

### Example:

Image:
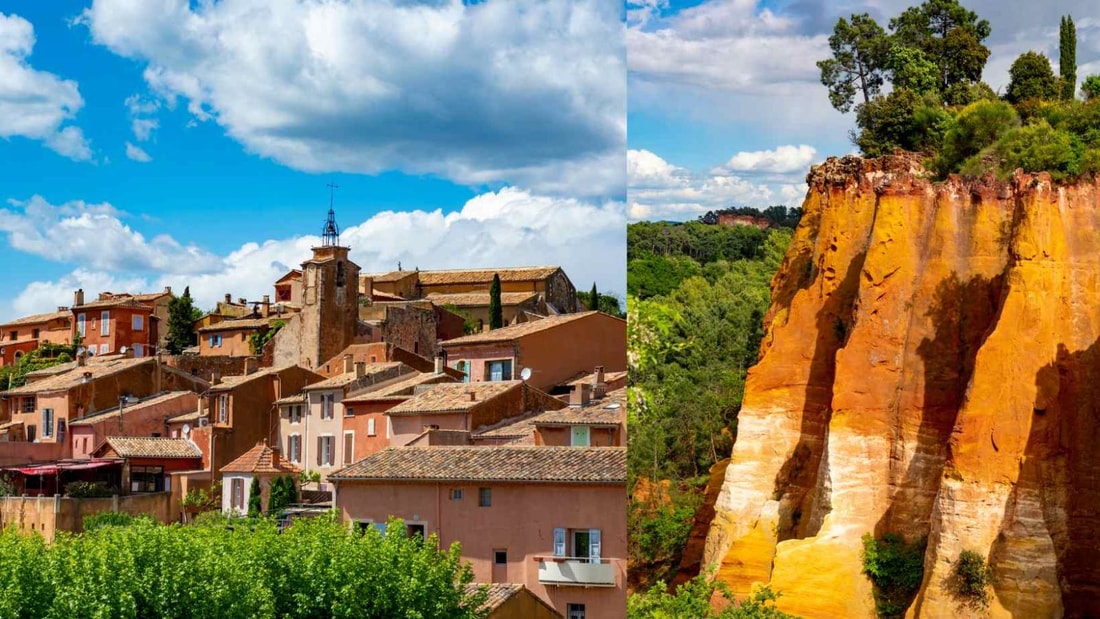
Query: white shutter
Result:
<box><xmin>553</xmin><ymin>528</ymin><xmax>566</xmax><ymax>557</ymax></box>
<box><xmin>589</xmin><ymin>529</ymin><xmax>601</xmax><ymax>564</ymax></box>
<box><xmin>368</xmin><ymin>418</ymin><xmax>376</xmax><ymax>436</ymax></box>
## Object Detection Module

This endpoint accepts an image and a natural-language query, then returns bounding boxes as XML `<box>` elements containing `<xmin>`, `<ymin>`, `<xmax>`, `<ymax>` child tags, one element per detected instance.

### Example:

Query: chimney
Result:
<box><xmin>467</xmin><ymin>390</ymin><xmax>477</xmax><ymax>402</ymax></box>
<box><xmin>164</xmin><ymin>286</ymin><xmax>172</xmax><ymax>295</ymax></box>
<box><xmin>57</xmin><ymin>306</ymin><xmax>69</xmax><ymax>312</ymax></box>
<box><xmin>594</xmin><ymin>365</ymin><xmax>605</xmax><ymax>385</ymax></box>
<box><xmin>593</xmin><ymin>365</ymin><xmax>607</xmax><ymax>399</ymax></box>
<box><xmin>224</xmin><ymin>293</ymin><xmax>232</xmax><ymax>304</ymax></box>
<box><xmin>244</xmin><ymin>357</ymin><xmax>258</xmax><ymax>375</ymax></box>
<box><xmin>569</xmin><ymin>383</ymin><xmax>592</xmax><ymax>408</ymax></box>
<box><xmin>211</xmin><ymin>371</ymin><xmax>222</xmax><ymax>386</ymax></box>
<box><xmin>270</xmin><ymin>446</ymin><xmax>281</xmax><ymax>467</ymax></box>
<box><xmin>238</xmin><ymin>297</ymin><xmax>247</xmax><ymax>305</ymax></box>
<box><xmin>82</xmin><ymin>371</ymin><xmax>93</xmax><ymax>384</ymax></box>
<box><xmin>77</xmin><ymin>350</ymin><xmax>87</xmax><ymax>367</ymax></box>
<box><xmin>122</xmin><ymin>347</ymin><xmax>135</xmax><ymax>359</ymax></box>
<box><xmin>74</xmin><ymin>288</ymin><xmax>85</xmax><ymax>307</ymax></box>
<box><xmin>433</xmin><ymin>353</ymin><xmax>444</xmax><ymax>375</ymax></box>
<box><xmin>261</xmin><ymin>295</ymin><xmax>271</xmax><ymax>318</ymax></box>
<box><xmin>354</xmin><ymin>361</ymin><xmax>366</xmax><ymax>379</ymax></box>
<box><xmin>343</xmin><ymin>354</ymin><xmax>354</xmax><ymax>375</ymax></box>
<box><xmin>361</xmin><ymin>276</ymin><xmax>374</xmax><ymax>303</ymax></box>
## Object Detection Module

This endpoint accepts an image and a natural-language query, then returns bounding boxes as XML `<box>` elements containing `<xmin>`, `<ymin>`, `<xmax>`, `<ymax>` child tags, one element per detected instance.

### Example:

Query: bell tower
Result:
<box><xmin>298</xmin><ymin>189</ymin><xmax>360</xmax><ymax>368</ymax></box>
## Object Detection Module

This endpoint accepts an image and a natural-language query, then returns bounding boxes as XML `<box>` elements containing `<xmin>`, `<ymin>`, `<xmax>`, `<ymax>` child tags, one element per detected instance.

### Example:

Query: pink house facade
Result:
<box><xmin>331</xmin><ymin>446</ymin><xmax>627</xmax><ymax>619</ymax></box>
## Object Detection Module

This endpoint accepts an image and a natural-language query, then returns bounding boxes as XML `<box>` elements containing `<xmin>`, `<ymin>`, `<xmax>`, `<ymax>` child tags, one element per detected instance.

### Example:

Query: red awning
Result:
<box><xmin>8</xmin><ymin>459</ymin><xmax>119</xmax><ymax>475</ymax></box>
<box><xmin>13</xmin><ymin>465</ymin><xmax>57</xmax><ymax>475</ymax></box>
<box><xmin>62</xmin><ymin>460</ymin><xmax>118</xmax><ymax>471</ymax></box>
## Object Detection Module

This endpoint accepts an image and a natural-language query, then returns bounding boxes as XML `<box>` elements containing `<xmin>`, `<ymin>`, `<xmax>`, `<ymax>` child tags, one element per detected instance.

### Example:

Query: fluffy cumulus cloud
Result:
<box><xmin>628</xmin><ymin>148</ymin><xmax>808</xmax><ymax>221</ymax></box>
<box><xmin>0</xmin><ymin>13</ymin><xmax>91</xmax><ymax>160</ymax></box>
<box><xmin>79</xmin><ymin>0</ymin><xmax>626</xmax><ymax>198</ymax></box>
<box><xmin>3</xmin><ymin>188</ymin><xmax>626</xmax><ymax>321</ymax></box>
<box><xmin>124</xmin><ymin>142</ymin><xmax>152</xmax><ymax>162</ymax></box>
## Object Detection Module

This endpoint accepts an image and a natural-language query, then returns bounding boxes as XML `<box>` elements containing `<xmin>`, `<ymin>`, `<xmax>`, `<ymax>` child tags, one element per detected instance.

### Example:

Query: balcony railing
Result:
<box><xmin>535</xmin><ymin>556</ymin><xmax>617</xmax><ymax>587</ymax></box>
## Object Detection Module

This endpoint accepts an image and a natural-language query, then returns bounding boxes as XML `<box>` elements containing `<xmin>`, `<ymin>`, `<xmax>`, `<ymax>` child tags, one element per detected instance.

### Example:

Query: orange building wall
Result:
<box><xmin>69</xmin><ymin>392</ymin><xmax>199</xmax><ymax>459</ymax></box>
<box><xmin>75</xmin><ymin>307</ymin><xmax>154</xmax><ymax>356</ymax></box>
<box><xmin>342</xmin><ymin>400</ymin><xmax>401</xmax><ymax>461</ymax></box>
<box><xmin>199</xmin><ymin>328</ymin><xmax>255</xmax><ymax>357</ymax></box>
<box><xmin>336</xmin><ymin>480</ymin><xmax>626</xmax><ymax>619</ymax></box>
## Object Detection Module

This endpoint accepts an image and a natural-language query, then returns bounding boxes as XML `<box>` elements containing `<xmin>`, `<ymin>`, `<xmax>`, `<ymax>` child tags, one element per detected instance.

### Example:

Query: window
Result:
<box><xmin>570</xmin><ymin>426</ymin><xmax>590</xmax><ymax>447</ymax></box>
<box><xmin>26</xmin><ymin>425</ymin><xmax>36</xmax><ymax>442</ymax></box>
<box><xmin>345</xmin><ymin>406</ymin><xmax>354</xmax><ymax>418</ymax></box>
<box><xmin>82</xmin><ymin>437</ymin><xmax>88</xmax><ymax>453</ymax></box>
<box><xmin>32</xmin><ymin>328</ymin><xmax>39</xmax><ymax>339</ymax></box>
<box><xmin>450</xmin><ymin>488</ymin><xmax>463</xmax><ymax>500</ymax></box>
<box><xmin>7</xmin><ymin>330</ymin><xmax>15</xmax><ymax>341</ymax></box>
<box><xmin>485</xmin><ymin>359</ymin><xmax>512</xmax><ymax>382</ymax></box>
<box><xmin>478</xmin><ymin>487</ymin><xmax>491</xmax><ymax>507</ymax></box>
<box><xmin>553</xmin><ymin>527</ymin><xmax>566</xmax><ymax>557</ymax></box>
<box><xmin>100</xmin><ymin>311</ymin><xmax>110</xmax><ymax>335</ymax></box>
<box><xmin>343</xmin><ymin>431</ymin><xmax>354</xmax><ymax>465</ymax></box>
<box><xmin>317</xmin><ymin>435</ymin><xmax>334</xmax><ymax>467</ymax></box>
<box><xmin>41</xmin><ymin>409</ymin><xmax>54</xmax><ymax>439</ymax></box>
<box><xmin>77</xmin><ymin>314</ymin><xmax>86</xmax><ymax>337</ymax></box>
<box><xmin>99</xmin><ymin>344</ymin><xmax>109</xmax><ymax>355</ymax></box>
<box><xmin>57</xmin><ymin>419</ymin><xmax>66</xmax><ymax>444</ymax></box>
<box><xmin>209</xmin><ymin>334</ymin><xmax>222</xmax><ymax>348</ymax></box>
<box><xmin>231</xmin><ymin>478</ymin><xmax>245</xmax><ymax>511</ymax></box>
<box><xmin>406</xmin><ymin>523</ymin><xmax>426</xmax><ymax>540</ymax></box>
<box><xmin>289</xmin><ymin>405</ymin><xmax>302</xmax><ymax>424</ymax></box>
<box><xmin>367</xmin><ymin>418</ymin><xmax>376</xmax><ymax>436</ymax></box>
<box><xmin>493</xmin><ymin>550</ymin><xmax>507</xmax><ymax>565</ymax></box>
<box><xmin>454</xmin><ymin>361</ymin><xmax>469</xmax><ymax>384</ymax></box>
<box><xmin>132</xmin><ymin>344</ymin><xmax>144</xmax><ymax>358</ymax></box>
<box><xmin>217</xmin><ymin>394</ymin><xmax>229</xmax><ymax>424</ymax></box>
<box><xmin>287</xmin><ymin>434</ymin><xmax>302</xmax><ymax>463</ymax></box>
<box><xmin>336</xmin><ymin>261</ymin><xmax>346</xmax><ymax>287</ymax></box>
<box><xmin>131</xmin><ymin>465</ymin><xmax>164</xmax><ymax>493</ymax></box>
<box><xmin>321</xmin><ymin>393</ymin><xmax>335</xmax><ymax>420</ymax></box>
<box><xmin>386</xmin><ymin>417</ymin><xmax>392</xmax><ymax>439</ymax></box>
<box><xmin>133</xmin><ymin>314</ymin><xmax>144</xmax><ymax>330</ymax></box>
<box><xmin>567</xmin><ymin>604</ymin><xmax>586</xmax><ymax>619</ymax></box>
<box><xmin>572</xmin><ymin>529</ymin><xmax>602</xmax><ymax>564</ymax></box>
<box><xmin>21</xmin><ymin>396</ymin><xmax>35</xmax><ymax>414</ymax></box>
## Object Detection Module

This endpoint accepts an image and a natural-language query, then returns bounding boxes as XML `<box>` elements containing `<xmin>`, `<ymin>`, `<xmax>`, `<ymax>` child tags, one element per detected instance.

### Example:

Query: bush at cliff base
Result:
<box><xmin>627</xmin><ymin>573</ymin><xmax>794</xmax><ymax>619</ymax></box>
<box><xmin>0</xmin><ymin>512</ymin><xmax>488</xmax><ymax>619</ymax></box>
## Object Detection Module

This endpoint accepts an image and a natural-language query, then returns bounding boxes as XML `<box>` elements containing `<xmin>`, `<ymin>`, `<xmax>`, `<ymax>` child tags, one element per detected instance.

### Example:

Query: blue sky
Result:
<box><xmin>627</xmin><ymin>0</ymin><xmax>1100</xmax><ymax>221</ymax></box>
<box><xmin>0</xmin><ymin>0</ymin><xmax>625</xmax><ymax>322</ymax></box>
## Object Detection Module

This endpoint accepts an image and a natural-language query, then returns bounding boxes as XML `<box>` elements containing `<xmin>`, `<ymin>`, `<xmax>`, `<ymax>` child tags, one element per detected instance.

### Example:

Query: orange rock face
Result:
<box><xmin>704</xmin><ymin>154</ymin><xmax>1100</xmax><ymax>618</ymax></box>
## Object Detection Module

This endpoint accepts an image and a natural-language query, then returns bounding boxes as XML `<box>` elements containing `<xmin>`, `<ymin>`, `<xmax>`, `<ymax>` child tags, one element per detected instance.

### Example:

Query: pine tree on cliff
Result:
<box><xmin>489</xmin><ymin>274</ymin><xmax>503</xmax><ymax>330</ymax></box>
<box><xmin>1060</xmin><ymin>15</ymin><xmax>1077</xmax><ymax>101</ymax></box>
<box><xmin>589</xmin><ymin>282</ymin><xmax>599</xmax><ymax>312</ymax></box>
<box><xmin>166</xmin><ymin>287</ymin><xmax>198</xmax><ymax>355</ymax></box>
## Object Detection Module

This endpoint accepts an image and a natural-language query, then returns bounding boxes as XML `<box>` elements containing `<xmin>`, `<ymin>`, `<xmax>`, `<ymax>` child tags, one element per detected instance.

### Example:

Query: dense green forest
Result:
<box><xmin>627</xmin><ymin>212</ymin><xmax>796</xmax><ymax>596</ymax></box>
<box><xmin>822</xmin><ymin>1</ymin><xmax>1100</xmax><ymax>182</ymax></box>
<box><xmin>0</xmin><ymin>513</ymin><xmax>485</xmax><ymax>619</ymax></box>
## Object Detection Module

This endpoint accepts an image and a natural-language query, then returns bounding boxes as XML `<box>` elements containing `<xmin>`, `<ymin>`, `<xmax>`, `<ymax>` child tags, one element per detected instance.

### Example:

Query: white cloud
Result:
<box><xmin>125</xmin><ymin>142</ymin><xmax>152</xmax><ymax>162</ymax></box>
<box><xmin>0</xmin><ymin>13</ymin><xmax>92</xmax><ymax>160</ymax></box>
<box><xmin>719</xmin><ymin>144</ymin><xmax>817</xmax><ymax>174</ymax></box>
<box><xmin>80</xmin><ymin>0</ymin><xmax>626</xmax><ymax>198</ymax></box>
<box><xmin>628</xmin><ymin>148</ymin><xmax>806</xmax><ymax>221</ymax></box>
<box><xmin>1</xmin><ymin>188</ymin><xmax>626</xmax><ymax>321</ymax></box>
<box><xmin>125</xmin><ymin>93</ymin><xmax>160</xmax><ymax>141</ymax></box>
<box><xmin>0</xmin><ymin>196</ymin><xmax>221</xmax><ymax>273</ymax></box>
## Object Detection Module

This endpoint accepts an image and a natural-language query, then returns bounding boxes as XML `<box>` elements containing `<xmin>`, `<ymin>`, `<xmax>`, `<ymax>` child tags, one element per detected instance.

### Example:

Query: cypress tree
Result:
<box><xmin>166</xmin><ymin>286</ymin><xmax>197</xmax><ymax>355</ymax></box>
<box><xmin>248</xmin><ymin>477</ymin><xmax>262</xmax><ymax>517</ymax></box>
<box><xmin>589</xmin><ymin>282</ymin><xmax>599</xmax><ymax>312</ymax></box>
<box><xmin>488</xmin><ymin>274</ymin><xmax>503</xmax><ymax>330</ymax></box>
<box><xmin>1060</xmin><ymin>15</ymin><xmax>1077</xmax><ymax>101</ymax></box>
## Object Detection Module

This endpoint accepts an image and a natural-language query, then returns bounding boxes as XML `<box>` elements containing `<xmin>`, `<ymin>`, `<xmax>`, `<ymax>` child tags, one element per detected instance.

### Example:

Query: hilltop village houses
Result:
<box><xmin>0</xmin><ymin>209</ymin><xmax>627</xmax><ymax>619</ymax></box>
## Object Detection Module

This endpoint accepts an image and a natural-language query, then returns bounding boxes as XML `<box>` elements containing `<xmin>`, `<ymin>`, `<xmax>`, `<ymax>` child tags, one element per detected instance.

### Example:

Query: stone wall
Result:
<box><xmin>0</xmin><ymin>492</ymin><xmax>173</xmax><ymax>541</ymax></box>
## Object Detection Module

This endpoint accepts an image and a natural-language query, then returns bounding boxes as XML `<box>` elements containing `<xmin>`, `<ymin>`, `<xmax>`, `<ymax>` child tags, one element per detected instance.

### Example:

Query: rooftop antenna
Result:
<box><xmin>322</xmin><ymin>182</ymin><xmax>340</xmax><ymax>246</ymax></box>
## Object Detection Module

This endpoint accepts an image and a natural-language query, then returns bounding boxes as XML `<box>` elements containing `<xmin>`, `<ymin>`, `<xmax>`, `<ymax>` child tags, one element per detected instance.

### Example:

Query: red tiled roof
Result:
<box><xmin>100</xmin><ymin>436</ymin><xmax>202</xmax><ymax>459</ymax></box>
<box><xmin>0</xmin><ymin>310</ymin><xmax>71</xmax><ymax>328</ymax></box>
<box><xmin>220</xmin><ymin>442</ymin><xmax>301</xmax><ymax>474</ymax></box>
<box><xmin>385</xmin><ymin>381</ymin><xmax>519</xmax><ymax>415</ymax></box>
<box><xmin>329</xmin><ymin>446</ymin><xmax>626</xmax><ymax>483</ymax></box>
<box><xmin>441</xmin><ymin>312</ymin><xmax>609</xmax><ymax>346</ymax></box>
<box><xmin>423</xmin><ymin>291</ymin><xmax>539</xmax><ymax>307</ymax></box>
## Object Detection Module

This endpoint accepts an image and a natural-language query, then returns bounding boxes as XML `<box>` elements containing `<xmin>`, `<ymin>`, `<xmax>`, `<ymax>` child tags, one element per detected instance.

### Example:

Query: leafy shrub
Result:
<box><xmin>951</xmin><ymin>549</ymin><xmax>993</xmax><ymax>608</ymax></box>
<box><xmin>267</xmin><ymin>476</ymin><xmax>296</xmax><ymax>514</ymax></box>
<box><xmin>936</xmin><ymin>100</ymin><xmax>1019</xmax><ymax>175</ymax></box>
<box><xmin>191</xmin><ymin>510</ymin><xmax>230</xmax><ymax>527</ymax></box>
<box><xmin>628</xmin><ymin>573</ymin><xmax>794</xmax><ymax>619</ymax></box>
<box><xmin>83</xmin><ymin>512</ymin><xmax>154</xmax><ymax>531</ymax></box>
<box><xmin>861</xmin><ymin>533</ymin><xmax>927</xmax><ymax>618</ymax></box>
<box><xmin>1082</xmin><ymin>75</ymin><xmax>1100</xmax><ymax>100</ymax></box>
<box><xmin>964</xmin><ymin>121</ymin><xmax>1083</xmax><ymax>182</ymax></box>
<box><xmin>628</xmin><ymin>480</ymin><xmax>704</xmax><ymax>586</ymax></box>
<box><xmin>63</xmin><ymin>481</ymin><xmax>113</xmax><ymax>498</ymax></box>
<box><xmin>855</xmin><ymin>90</ymin><xmax>950</xmax><ymax>157</ymax></box>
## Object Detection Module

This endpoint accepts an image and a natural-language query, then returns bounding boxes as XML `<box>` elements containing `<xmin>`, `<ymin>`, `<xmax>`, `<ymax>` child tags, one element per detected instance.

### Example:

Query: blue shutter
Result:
<box><xmin>553</xmin><ymin>527</ymin><xmax>566</xmax><ymax>557</ymax></box>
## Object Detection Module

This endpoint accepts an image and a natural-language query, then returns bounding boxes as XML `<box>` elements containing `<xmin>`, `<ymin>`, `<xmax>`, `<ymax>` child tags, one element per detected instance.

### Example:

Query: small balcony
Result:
<box><xmin>535</xmin><ymin>556</ymin><xmax>617</xmax><ymax>587</ymax></box>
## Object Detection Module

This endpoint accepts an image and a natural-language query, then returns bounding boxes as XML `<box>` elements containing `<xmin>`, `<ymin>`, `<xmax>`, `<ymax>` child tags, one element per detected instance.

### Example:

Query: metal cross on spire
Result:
<box><xmin>322</xmin><ymin>182</ymin><xmax>341</xmax><ymax>246</ymax></box>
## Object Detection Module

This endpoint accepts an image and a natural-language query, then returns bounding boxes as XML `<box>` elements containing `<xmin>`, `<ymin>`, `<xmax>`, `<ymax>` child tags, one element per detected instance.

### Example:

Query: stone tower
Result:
<box><xmin>297</xmin><ymin>209</ymin><xmax>360</xmax><ymax>369</ymax></box>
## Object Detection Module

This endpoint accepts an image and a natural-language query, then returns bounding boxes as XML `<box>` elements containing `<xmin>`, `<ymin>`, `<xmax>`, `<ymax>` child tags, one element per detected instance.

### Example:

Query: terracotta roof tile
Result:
<box><xmin>102</xmin><ymin>436</ymin><xmax>202</xmax><ymax>459</ymax></box>
<box><xmin>0</xmin><ymin>310</ymin><xmax>71</xmax><ymax>328</ymax></box>
<box><xmin>302</xmin><ymin>362</ymin><xmax>406</xmax><ymax>391</ymax></box>
<box><xmin>416</xmin><ymin>266</ymin><xmax>561</xmax><ymax>285</ymax></box>
<box><xmin>329</xmin><ymin>446</ymin><xmax>625</xmax><ymax>483</ymax></box>
<box><xmin>69</xmin><ymin>391</ymin><xmax>197</xmax><ymax>426</ymax></box>
<box><xmin>385</xmin><ymin>381</ymin><xmax>520</xmax><ymax>415</ymax></box>
<box><xmin>1</xmin><ymin>357</ymin><xmax>155</xmax><ymax>395</ymax></box>
<box><xmin>361</xmin><ymin>271</ymin><xmax>420</xmax><ymax>283</ymax></box>
<box><xmin>565</xmin><ymin>370</ymin><xmax>628</xmax><ymax>388</ymax></box>
<box><xmin>73</xmin><ymin>297</ymin><xmax>154</xmax><ymax>310</ymax></box>
<box><xmin>441</xmin><ymin>311</ymin><xmax>609</xmax><ymax>346</ymax></box>
<box><xmin>423</xmin><ymin>292</ymin><xmax>539</xmax><ymax>307</ymax></box>
<box><xmin>534</xmin><ymin>388</ymin><xmax>626</xmax><ymax>426</ymax></box>
<box><xmin>220</xmin><ymin>442</ymin><xmax>302</xmax><ymax>474</ymax></box>
<box><xmin>207</xmin><ymin>365</ymin><xmax>294</xmax><ymax>392</ymax></box>
<box><xmin>198</xmin><ymin>316</ymin><xmax>283</xmax><ymax>333</ymax></box>
<box><xmin>343</xmin><ymin>372</ymin><xmax>457</xmax><ymax>403</ymax></box>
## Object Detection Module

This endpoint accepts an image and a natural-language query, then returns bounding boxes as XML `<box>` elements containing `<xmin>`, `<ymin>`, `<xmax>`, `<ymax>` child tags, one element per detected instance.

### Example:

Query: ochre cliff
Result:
<box><xmin>703</xmin><ymin>154</ymin><xmax>1100</xmax><ymax>618</ymax></box>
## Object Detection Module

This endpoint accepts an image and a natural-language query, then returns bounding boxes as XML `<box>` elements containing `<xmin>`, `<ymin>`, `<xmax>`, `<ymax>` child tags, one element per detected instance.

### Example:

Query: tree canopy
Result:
<box><xmin>1060</xmin><ymin>16</ymin><xmax>1077</xmax><ymax>101</ymax></box>
<box><xmin>1005</xmin><ymin>51</ymin><xmax>1059</xmax><ymax>104</ymax></box>
<box><xmin>166</xmin><ymin>287</ymin><xmax>198</xmax><ymax>355</ymax></box>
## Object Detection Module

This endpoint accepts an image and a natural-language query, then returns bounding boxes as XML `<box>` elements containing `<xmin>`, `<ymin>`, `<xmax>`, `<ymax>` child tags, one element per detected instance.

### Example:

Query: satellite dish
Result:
<box><xmin>119</xmin><ymin>346</ymin><xmax>128</xmax><ymax>354</ymax></box>
<box><xmin>182</xmin><ymin>423</ymin><xmax>192</xmax><ymax>438</ymax></box>
<box><xmin>520</xmin><ymin>367</ymin><xmax>532</xmax><ymax>381</ymax></box>
<box><xmin>76</xmin><ymin>346</ymin><xmax>86</xmax><ymax>355</ymax></box>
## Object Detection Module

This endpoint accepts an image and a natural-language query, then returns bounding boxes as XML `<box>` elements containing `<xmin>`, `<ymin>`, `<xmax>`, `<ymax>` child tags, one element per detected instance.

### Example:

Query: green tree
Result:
<box><xmin>854</xmin><ymin>89</ymin><xmax>950</xmax><ymax>157</ymax></box>
<box><xmin>1081</xmin><ymin>74</ymin><xmax>1100</xmax><ymax>100</ymax></box>
<box><xmin>248</xmin><ymin>477</ymin><xmax>262</xmax><ymax>517</ymax></box>
<box><xmin>166</xmin><ymin>287</ymin><xmax>198</xmax><ymax>355</ymax></box>
<box><xmin>488</xmin><ymin>273</ymin><xmax>503</xmax><ymax>330</ymax></box>
<box><xmin>1060</xmin><ymin>15</ymin><xmax>1077</xmax><ymax>101</ymax></box>
<box><xmin>267</xmin><ymin>476</ymin><xmax>296</xmax><ymax>514</ymax></box>
<box><xmin>817</xmin><ymin>13</ymin><xmax>890</xmax><ymax>113</ymax></box>
<box><xmin>889</xmin><ymin>0</ymin><xmax>992</xmax><ymax>96</ymax></box>
<box><xmin>1005</xmin><ymin>51</ymin><xmax>1059</xmax><ymax>104</ymax></box>
<box><xmin>887</xmin><ymin>45</ymin><xmax>939</xmax><ymax>96</ymax></box>
<box><xmin>628</xmin><ymin>573</ymin><xmax>793</xmax><ymax>619</ymax></box>
<box><xmin>936</xmin><ymin>99</ymin><xmax>1020</xmax><ymax>175</ymax></box>
<box><xmin>589</xmin><ymin>282</ymin><xmax>599</xmax><ymax>311</ymax></box>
